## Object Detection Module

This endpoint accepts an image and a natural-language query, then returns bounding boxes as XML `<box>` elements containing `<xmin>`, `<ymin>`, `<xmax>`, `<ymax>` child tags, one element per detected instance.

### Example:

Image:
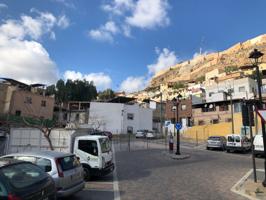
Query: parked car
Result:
<box><xmin>226</xmin><ymin>134</ymin><xmax>251</xmax><ymax>153</ymax></box>
<box><xmin>146</xmin><ymin>131</ymin><xmax>155</xmax><ymax>139</ymax></box>
<box><xmin>206</xmin><ymin>136</ymin><xmax>226</xmax><ymax>150</ymax></box>
<box><xmin>135</xmin><ymin>130</ymin><xmax>147</xmax><ymax>138</ymax></box>
<box><xmin>0</xmin><ymin>158</ymin><xmax>56</xmax><ymax>200</ymax></box>
<box><xmin>253</xmin><ymin>134</ymin><xmax>264</xmax><ymax>157</ymax></box>
<box><xmin>1</xmin><ymin>151</ymin><xmax>85</xmax><ymax>198</ymax></box>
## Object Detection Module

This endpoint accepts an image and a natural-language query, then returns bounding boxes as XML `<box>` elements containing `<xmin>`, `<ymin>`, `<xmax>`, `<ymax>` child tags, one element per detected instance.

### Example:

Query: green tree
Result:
<box><xmin>195</xmin><ymin>76</ymin><xmax>205</xmax><ymax>83</ymax></box>
<box><xmin>173</xmin><ymin>82</ymin><xmax>185</xmax><ymax>90</ymax></box>
<box><xmin>224</xmin><ymin>66</ymin><xmax>238</xmax><ymax>74</ymax></box>
<box><xmin>98</xmin><ymin>89</ymin><xmax>115</xmax><ymax>100</ymax></box>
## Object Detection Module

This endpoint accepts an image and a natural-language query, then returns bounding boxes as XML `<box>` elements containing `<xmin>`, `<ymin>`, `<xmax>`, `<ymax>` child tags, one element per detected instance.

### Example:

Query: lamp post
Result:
<box><xmin>224</xmin><ymin>89</ymin><xmax>234</xmax><ymax>134</ymax></box>
<box><xmin>248</xmin><ymin>49</ymin><xmax>265</xmax><ymax>186</ymax></box>
<box><xmin>172</xmin><ymin>93</ymin><xmax>182</xmax><ymax>155</ymax></box>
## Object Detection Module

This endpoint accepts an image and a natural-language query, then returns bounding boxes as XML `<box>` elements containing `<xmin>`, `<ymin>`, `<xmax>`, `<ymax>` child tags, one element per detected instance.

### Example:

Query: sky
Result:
<box><xmin>1</xmin><ymin>0</ymin><xmax>266</xmax><ymax>93</ymax></box>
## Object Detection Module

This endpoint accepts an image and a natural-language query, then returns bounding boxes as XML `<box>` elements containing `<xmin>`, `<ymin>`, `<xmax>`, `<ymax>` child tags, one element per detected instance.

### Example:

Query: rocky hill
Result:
<box><xmin>149</xmin><ymin>34</ymin><xmax>266</xmax><ymax>88</ymax></box>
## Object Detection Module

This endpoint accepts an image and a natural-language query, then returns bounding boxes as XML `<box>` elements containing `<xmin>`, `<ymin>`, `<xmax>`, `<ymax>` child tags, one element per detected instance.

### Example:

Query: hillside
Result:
<box><xmin>149</xmin><ymin>34</ymin><xmax>266</xmax><ymax>88</ymax></box>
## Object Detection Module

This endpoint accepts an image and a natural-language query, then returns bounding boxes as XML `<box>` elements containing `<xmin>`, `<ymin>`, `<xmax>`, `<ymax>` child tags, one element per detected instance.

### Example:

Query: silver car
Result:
<box><xmin>206</xmin><ymin>136</ymin><xmax>227</xmax><ymax>150</ymax></box>
<box><xmin>1</xmin><ymin>151</ymin><xmax>85</xmax><ymax>198</ymax></box>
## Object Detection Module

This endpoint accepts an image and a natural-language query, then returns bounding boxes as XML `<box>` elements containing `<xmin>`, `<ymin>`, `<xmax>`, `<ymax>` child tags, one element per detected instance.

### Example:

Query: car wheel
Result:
<box><xmin>206</xmin><ymin>147</ymin><xmax>209</xmax><ymax>150</ymax></box>
<box><xmin>83</xmin><ymin>167</ymin><xmax>91</xmax><ymax>181</ymax></box>
<box><xmin>226</xmin><ymin>149</ymin><xmax>230</xmax><ymax>153</ymax></box>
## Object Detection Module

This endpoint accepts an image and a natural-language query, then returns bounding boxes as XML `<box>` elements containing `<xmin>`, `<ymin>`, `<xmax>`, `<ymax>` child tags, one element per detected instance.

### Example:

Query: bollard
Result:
<box><xmin>169</xmin><ymin>134</ymin><xmax>174</xmax><ymax>153</ymax></box>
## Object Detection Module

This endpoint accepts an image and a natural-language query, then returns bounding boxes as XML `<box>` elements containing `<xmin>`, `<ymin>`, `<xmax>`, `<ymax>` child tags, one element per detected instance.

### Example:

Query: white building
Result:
<box><xmin>89</xmin><ymin>102</ymin><xmax>153</xmax><ymax>134</ymax></box>
<box><xmin>205</xmin><ymin>77</ymin><xmax>257</xmax><ymax>103</ymax></box>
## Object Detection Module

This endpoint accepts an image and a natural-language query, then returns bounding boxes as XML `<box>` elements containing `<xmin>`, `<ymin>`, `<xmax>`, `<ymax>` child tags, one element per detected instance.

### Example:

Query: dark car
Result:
<box><xmin>0</xmin><ymin>158</ymin><xmax>56</xmax><ymax>200</ymax></box>
<box><xmin>90</xmin><ymin>131</ymin><xmax>112</xmax><ymax>140</ymax></box>
<box><xmin>206</xmin><ymin>136</ymin><xmax>227</xmax><ymax>150</ymax></box>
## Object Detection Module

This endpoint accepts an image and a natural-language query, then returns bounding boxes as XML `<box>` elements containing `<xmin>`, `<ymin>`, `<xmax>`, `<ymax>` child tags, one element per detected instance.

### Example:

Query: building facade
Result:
<box><xmin>89</xmin><ymin>102</ymin><xmax>153</xmax><ymax>134</ymax></box>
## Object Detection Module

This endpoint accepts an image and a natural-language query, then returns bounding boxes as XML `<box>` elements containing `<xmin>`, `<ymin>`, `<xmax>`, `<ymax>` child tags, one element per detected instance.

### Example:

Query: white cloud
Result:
<box><xmin>147</xmin><ymin>48</ymin><xmax>178</xmax><ymax>75</ymax></box>
<box><xmin>0</xmin><ymin>3</ymin><xmax>8</xmax><ymax>9</ymax></box>
<box><xmin>193</xmin><ymin>49</ymin><xmax>214</xmax><ymax>59</ymax></box>
<box><xmin>0</xmin><ymin>39</ymin><xmax>58</xmax><ymax>85</ymax></box>
<box><xmin>126</xmin><ymin>0</ymin><xmax>170</xmax><ymax>29</ymax></box>
<box><xmin>90</xmin><ymin>0</ymin><xmax>170</xmax><ymax>42</ymax></box>
<box><xmin>64</xmin><ymin>71</ymin><xmax>112</xmax><ymax>91</ymax></box>
<box><xmin>0</xmin><ymin>11</ymin><xmax>70</xmax><ymax>41</ymax></box>
<box><xmin>119</xmin><ymin>76</ymin><xmax>147</xmax><ymax>93</ymax></box>
<box><xmin>0</xmin><ymin>10</ymin><xmax>71</xmax><ymax>85</ymax></box>
<box><xmin>57</xmin><ymin>15</ymin><xmax>70</xmax><ymax>29</ymax></box>
<box><xmin>88</xmin><ymin>21</ymin><xmax>119</xmax><ymax>42</ymax></box>
<box><xmin>52</xmin><ymin>0</ymin><xmax>76</xmax><ymax>9</ymax></box>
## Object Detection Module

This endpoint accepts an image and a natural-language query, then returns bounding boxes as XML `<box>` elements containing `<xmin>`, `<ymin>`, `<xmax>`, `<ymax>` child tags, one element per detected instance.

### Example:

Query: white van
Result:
<box><xmin>226</xmin><ymin>134</ymin><xmax>251</xmax><ymax>153</ymax></box>
<box><xmin>253</xmin><ymin>134</ymin><xmax>264</xmax><ymax>156</ymax></box>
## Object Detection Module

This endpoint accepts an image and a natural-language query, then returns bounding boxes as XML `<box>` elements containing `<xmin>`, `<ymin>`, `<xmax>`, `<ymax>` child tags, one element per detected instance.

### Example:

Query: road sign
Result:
<box><xmin>175</xmin><ymin>123</ymin><xmax>182</xmax><ymax>130</ymax></box>
<box><xmin>257</xmin><ymin>110</ymin><xmax>266</xmax><ymax>122</ymax></box>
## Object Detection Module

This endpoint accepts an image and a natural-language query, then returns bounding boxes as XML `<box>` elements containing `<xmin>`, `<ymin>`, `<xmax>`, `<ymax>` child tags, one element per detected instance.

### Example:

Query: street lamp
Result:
<box><xmin>172</xmin><ymin>93</ymin><xmax>182</xmax><ymax>155</ymax></box>
<box><xmin>245</xmin><ymin>49</ymin><xmax>266</xmax><ymax>186</ymax></box>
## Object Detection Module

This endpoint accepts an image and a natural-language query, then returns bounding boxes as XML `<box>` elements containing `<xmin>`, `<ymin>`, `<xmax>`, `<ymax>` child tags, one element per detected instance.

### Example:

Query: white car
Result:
<box><xmin>254</xmin><ymin>134</ymin><xmax>264</xmax><ymax>157</ymax></box>
<box><xmin>226</xmin><ymin>134</ymin><xmax>251</xmax><ymax>153</ymax></box>
<box><xmin>146</xmin><ymin>131</ymin><xmax>155</xmax><ymax>139</ymax></box>
<box><xmin>136</xmin><ymin>130</ymin><xmax>147</xmax><ymax>138</ymax></box>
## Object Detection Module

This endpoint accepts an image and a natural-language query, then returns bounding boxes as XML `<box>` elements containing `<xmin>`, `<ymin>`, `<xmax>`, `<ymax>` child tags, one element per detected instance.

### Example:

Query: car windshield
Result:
<box><xmin>99</xmin><ymin>138</ymin><xmax>111</xmax><ymax>153</ymax></box>
<box><xmin>58</xmin><ymin>155</ymin><xmax>80</xmax><ymax>171</ymax></box>
<box><xmin>0</xmin><ymin>163</ymin><xmax>47</xmax><ymax>189</ymax></box>
<box><xmin>208</xmin><ymin>137</ymin><xmax>220</xmax><ymax>141</ymax></box>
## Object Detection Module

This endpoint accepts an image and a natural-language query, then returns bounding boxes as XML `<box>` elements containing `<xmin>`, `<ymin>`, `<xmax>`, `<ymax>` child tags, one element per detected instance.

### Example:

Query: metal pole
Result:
<box><xmin>230</xmin><ymin>92</ymin><xmax>234</xmax><ymax>134</ymax></box>
<box><xmin>255</xmin><ymin>64</ymin><xmax>266</xmax><ymax>186</ymax></box>
<box><xmin>176</xmin><ymin>101</ymin><xmax>180</xmax><ymax>155</ymax></box>
<box><xmin>128</xmin><ymin>132</ymin><xmax>130</xmax><ymax>152</ymax></box>
<box><xmin>160</xmin><ymin>92</ymin><xmax>163</xmax><ymax>137</ymax></box>
<box><xmin>248</xmin><ymin>103</ymin><xmax>257</xmax><ymax>182</ymax></box>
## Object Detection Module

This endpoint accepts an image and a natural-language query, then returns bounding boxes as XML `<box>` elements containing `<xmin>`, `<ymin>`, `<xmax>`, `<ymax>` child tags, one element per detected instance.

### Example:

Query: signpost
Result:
<box><xmin>175</xmin><ymin>123</ymin><xmax>182</xmax><ymax>130</ymax></box>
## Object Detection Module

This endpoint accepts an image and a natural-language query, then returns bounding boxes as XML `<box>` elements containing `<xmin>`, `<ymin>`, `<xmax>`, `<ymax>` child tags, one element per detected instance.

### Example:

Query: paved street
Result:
<box><xmin>114</xmin><ymin>140</ymin><xmax>264</xmax><ymax>200</ymax></box>
<box><xmin>67</xmin><ymin>140</ymin><xmax>264</xmax><ymax>200</ymax></box>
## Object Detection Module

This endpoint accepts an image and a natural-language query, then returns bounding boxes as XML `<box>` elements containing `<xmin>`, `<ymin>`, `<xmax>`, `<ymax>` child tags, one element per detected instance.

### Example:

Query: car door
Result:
<box><xmin>75</xmin><ymin>139</ymin><xmax>100</xmax><ymax>169</ymax></box>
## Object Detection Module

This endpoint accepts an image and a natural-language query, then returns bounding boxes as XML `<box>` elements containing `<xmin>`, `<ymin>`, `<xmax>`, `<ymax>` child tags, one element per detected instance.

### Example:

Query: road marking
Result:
<box><xmin>84</xmin><ymin>181</ymin><xmax>113</xmax><ymax>191</ymax></box>
<box><xmin>112</xmin><ymin>142</ymin><xmax>121</xmax><ymax>200</ymax></box>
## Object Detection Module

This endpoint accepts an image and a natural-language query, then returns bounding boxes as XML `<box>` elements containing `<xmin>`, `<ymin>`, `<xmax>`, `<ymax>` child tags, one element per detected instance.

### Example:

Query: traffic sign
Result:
<box><xmin>257</xmin><ymin>109</ymin><xmax>266</xmax><ymax>122</ymax></box>
<box><xmin>175</xmin><ymin>123</ymin><xmax>182</xmax><ymax>130</ymax></box>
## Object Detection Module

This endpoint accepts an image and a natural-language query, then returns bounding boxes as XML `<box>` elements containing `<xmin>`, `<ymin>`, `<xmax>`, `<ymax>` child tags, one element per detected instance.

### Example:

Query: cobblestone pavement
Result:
<box><xmin>114</xmin><ymin>141</ymin><xmax>264</xmax><ymax>200</ymax></box>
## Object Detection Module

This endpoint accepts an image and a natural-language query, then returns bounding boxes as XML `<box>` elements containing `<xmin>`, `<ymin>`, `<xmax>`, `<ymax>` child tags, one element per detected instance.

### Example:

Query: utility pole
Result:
<box><xmin>229</xmin><ymin>89</ymin><xmax>234</xmax><ymax>134</ymax></box>
<box><xmin>160</xmin><ymin>92</ymin><xmax>163</xmax><ymax>136</ymax></box>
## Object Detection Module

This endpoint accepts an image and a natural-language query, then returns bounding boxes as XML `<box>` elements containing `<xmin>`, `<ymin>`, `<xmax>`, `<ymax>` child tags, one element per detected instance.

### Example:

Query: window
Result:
<box><xmin>15</xmin><ymin>110</ymin><xmax>21</xmax><ymax>116</ymax></box>
<box><xmin>99</xmin><ymin>138</ymin><xmax>111</xmax><ymax>153</ymax></box>
<box><xmin>219</xmin><ymin>105</ymin><xmax>229</xmax><ymax>111</ymax></box>
<box><xmin>0</xmin><ymin>163</ymin><xmax>47</xmax><ymax>189</ymax></box>
<box><xmin>198</xmin><ymin>120</ymin><xmax>205</xmax><ymax>125</ymax></box>
<box><xmin>0</xmin><ymin>181</ymin><xmax>7</xmax><ymax>197</ymax></box>
<box><xmin>239</xmin><ymin>86</ymin><xmax>245</xmax><ymax>92</ymax></box>
<box><xmin>211</xmin><ymin>119</ymin><xmax>219</xmax><ymax>124</ymax></box>
<box><xmin>234</xmin><ymin>103</ymin><xmax>241</xmax><ymax>113</ymax></box>
<box><xmin>127</xmin><ymin>113</ymin><xmax>134</xmax><ymax>120</ymax></box>
<box><xmin>36</xmin><ymin>157</ymin><xmax>52</xmax><ymax>172</ymax></box>
<box><xmin>181</xmin><ymin>104</ymin><xmax>187</xmax><ymax>111</ymax></box>
<box><xmin>57</xmin><ymin>155</ymin><xmax>79</xmax><ymax>171</ymax></box>
<box><xmin>209</xmin><ymin>92</ymin><xmax>214</xmax><ymax>97</ymax></box>
<box><xmin>78</xmin><ymin>140</ymin><xmax>98</xmax><ymax>156</ymax></box>
<box><xmin>127</xmin><ymin>126</ymin><xmax>133</xmax><ymax>134</ymax></box>
<box><xmin>41</xmin><ymin>100</ymin><xmax>46</xmax><ymax>107</ymax></box>
<box><xmin>75</xmin><ymin>113</ymin><xmax>80</xmax><ymax>121</ymax></box>
<box><xmin>25</xmin><ymin>97</ymin><xmax>32</xmax><ymax>104</ymax></box>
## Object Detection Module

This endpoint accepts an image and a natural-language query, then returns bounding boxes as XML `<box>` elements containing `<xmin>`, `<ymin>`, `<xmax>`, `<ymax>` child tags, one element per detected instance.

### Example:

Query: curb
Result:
<box><xmin>162</xmin><ymin>151</ymin><xmax>191</xmax><ymax>160</ymax></box>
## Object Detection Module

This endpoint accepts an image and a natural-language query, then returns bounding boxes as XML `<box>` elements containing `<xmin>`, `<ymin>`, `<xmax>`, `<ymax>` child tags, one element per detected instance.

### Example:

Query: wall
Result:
<box><xmin>0</xmin><ymin>84</ymin><xmax>16</xmax><ymax>115</ymax></box>
<box><xmin>9</xmin><ymin>90</ymin><xmax>55</xmax><ymax>119</ymax></box>
<box><xmin>89</xmin><ymin>102</ymin><xmax>123</xmax><ymax>134</ymax></box>
<box><xmin>183</xmin><ymin>113</ymin><xmax>261</xmax><ymax>141</ymax></box>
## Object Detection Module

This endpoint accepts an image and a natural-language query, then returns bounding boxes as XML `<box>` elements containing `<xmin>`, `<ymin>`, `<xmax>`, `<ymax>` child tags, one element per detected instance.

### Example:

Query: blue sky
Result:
<box><xmin>1</xmin><ymin>0</ymin><xmax>266</xmax><ymax>93</ymax></box>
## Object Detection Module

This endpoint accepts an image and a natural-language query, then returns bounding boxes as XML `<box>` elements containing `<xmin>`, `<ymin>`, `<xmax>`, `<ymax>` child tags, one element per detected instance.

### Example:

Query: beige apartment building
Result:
<box><xmin>0</xmin><ymin>79</ymin><xmax>55</xmax><ymax>120</ymax></box>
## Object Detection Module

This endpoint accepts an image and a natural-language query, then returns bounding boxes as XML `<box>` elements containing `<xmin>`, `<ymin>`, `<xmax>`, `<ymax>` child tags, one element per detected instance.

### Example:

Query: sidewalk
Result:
<box><xmin>232</xmin><ymin>169</ymin><xmax>266</xmax><ymax>200</ymax></box>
